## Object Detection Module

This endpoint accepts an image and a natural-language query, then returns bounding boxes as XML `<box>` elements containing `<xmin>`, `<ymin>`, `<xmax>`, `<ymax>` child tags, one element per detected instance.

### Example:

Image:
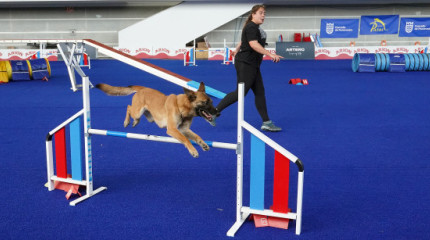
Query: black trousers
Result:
<box><xmin>216</xmin><ymin>61</ymin><xmax>269</xmax><ymax>122</ymax></box>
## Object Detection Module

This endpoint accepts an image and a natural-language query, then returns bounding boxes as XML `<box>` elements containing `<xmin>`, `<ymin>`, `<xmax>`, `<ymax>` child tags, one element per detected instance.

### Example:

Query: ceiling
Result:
<box><xmin>0</xmin><ymin>0</ymin><xmax>428</xmax><ymax>7</ymax></box>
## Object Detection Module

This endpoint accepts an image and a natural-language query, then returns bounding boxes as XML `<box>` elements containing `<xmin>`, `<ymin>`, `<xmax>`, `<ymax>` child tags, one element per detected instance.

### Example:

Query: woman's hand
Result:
<box><xmin>249</xmin><ymin>40</ymin><xmax>283</xmax><ymax>63</ymax></box>
<box><xmin>231</xmin><ymin>50</ymin><xmax>237</xmax><ymax>58</ymax></box>
<box><xmin>268</xmin><ymin>53</ymin><xmax>283</xmax><ymax>63</ymax></box>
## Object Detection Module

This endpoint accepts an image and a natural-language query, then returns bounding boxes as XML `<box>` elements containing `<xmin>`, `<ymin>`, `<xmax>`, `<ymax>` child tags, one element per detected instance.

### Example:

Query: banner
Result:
<box><xmin>360</xmin><ymin>15</ymin><xmax>399</xmax><ymax>35</ymax></box>
<box><xmin>275</xmin><ymin>42</ymin><xmax>315</xmax><ymax>60</ymax></box>
<box><xmin>320</xmin><ymin>19</ymin><xmax>359</xmax><ymax>38</ymax></box>
<box><xmin>399</xmin><ymin>17</ymin><xmax>430</xmax><ymax>37</ymax></box>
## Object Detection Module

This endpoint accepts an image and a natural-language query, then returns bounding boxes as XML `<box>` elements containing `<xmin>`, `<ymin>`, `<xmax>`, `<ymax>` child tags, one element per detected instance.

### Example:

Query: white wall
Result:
<box><xmin>118</xmin><ymin>2</ymin><xmax>254</xmax><ymax>49</ymax></box>
<box><xmin>0</xmin><ymin>6</ymin><xmax>167</xmax><ymax>49</ymax></box>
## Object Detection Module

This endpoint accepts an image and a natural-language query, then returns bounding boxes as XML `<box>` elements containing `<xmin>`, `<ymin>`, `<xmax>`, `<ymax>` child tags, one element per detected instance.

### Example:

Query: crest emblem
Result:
<box><xmin>405</xmin><ymin>22</ymin><xmax>414</xmax><ymax>34</ymax></box>
<box><xmin>326</xmin><ymin>23</ymin><xmax>334</xmax><ymax>34</ymax></box>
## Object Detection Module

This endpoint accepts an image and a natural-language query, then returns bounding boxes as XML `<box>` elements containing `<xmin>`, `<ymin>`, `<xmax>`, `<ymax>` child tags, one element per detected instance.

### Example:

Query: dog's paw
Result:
<box><xmin>189</xmin><ymin>148</ymin><xmax>199</xmax><ymax>158</ymax></box>
<box><xmin>201</xmin><ymin>142</ymin><xmax>210</xmax><ymax>151</ymax></box>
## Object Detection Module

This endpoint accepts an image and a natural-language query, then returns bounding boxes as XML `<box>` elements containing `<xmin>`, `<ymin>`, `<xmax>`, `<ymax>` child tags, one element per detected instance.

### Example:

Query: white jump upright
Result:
<box><xmin>223</xmin><ymin>39</ymin><xmax>235</xmax><ymax>65</ymax></box>
<box><xmin>226</xmin><ymin>83</ymin><xmax>304</xmax><ymax>237</ymax></box>
<box><xmin>184</xmin><ymin>47</ymin><xmax>196</xmax><ymax>66</ymax></box>
<box><xmin>57</xmin><ymin>42</ymin><xmax>93</xmax><ymax>92</ymax></box>
<box><xmin>45</xmin><ymin>75</ymin><xmax>107</xmax><ymax>206</ymax></box>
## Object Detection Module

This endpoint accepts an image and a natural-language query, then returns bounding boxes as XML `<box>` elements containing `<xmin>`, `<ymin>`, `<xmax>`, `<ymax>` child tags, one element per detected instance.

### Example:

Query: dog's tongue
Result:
<box><xmin>200</xmin><ymin>110</ymin><xmax>216</xmax><ymax>126</ymax></box>
<box><xmin>201</xmin><ymin>110</ymin><xmax>212</xmax><ymax>121</ymax></box>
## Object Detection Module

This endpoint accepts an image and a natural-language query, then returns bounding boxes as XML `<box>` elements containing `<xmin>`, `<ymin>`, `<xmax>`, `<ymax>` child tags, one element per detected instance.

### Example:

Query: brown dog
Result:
<box><xmin>96</xmin><ymin>82</ymin><xmax>217</xmax><ymax>158</ymax></box>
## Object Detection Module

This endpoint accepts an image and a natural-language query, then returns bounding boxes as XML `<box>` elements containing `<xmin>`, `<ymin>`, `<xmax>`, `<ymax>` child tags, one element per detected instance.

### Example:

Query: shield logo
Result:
<box><xmin>405</xmin><ymin>22</ymin><xmax>414</xmax><ymax>34</ymax></box>
<box><xmin>326</xmin><ymin>23</ymin><xmax>334</xmax><ymax>34</ymax></box>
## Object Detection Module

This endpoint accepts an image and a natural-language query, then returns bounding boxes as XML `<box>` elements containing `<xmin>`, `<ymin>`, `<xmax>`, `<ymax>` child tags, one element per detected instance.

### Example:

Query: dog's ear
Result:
<box><xmin>198</xmin><ymin>82</ymin><xmax>206</xmax><ymax>92</ymax></box>
<box><xmin>183</xmin><ymin>88</ymin><xmax>197</xmax><ymax>102</ymax></box>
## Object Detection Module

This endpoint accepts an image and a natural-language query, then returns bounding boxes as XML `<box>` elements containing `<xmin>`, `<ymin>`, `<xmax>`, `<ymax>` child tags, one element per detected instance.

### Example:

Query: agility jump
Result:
<box><xmin>45</xmin><ymin>39</ymin><xmax>304</xmax><ymax>236</ymax></box>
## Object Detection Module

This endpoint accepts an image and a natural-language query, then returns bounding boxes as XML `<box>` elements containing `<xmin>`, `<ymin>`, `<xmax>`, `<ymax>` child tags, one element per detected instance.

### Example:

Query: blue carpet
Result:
<box><xmin>0</xmin><ymin>59</ymin><xmax>429</xmax><ymax>240</ymax></box>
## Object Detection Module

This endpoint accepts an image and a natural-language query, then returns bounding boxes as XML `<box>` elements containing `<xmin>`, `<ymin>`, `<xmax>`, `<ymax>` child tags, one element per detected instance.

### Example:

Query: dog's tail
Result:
<box><xmin>96</xmin><ymin>83</ymin><xmax>144</xmax><ymax>96</ymax></box>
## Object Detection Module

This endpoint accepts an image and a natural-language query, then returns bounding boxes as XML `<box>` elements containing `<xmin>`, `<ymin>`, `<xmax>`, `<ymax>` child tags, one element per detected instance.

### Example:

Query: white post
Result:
<box><xmin>82</xmin><ymin>76</ymin><xmax>94</xmax><ymax>196</ymax></box>
<box><xmin>296</xmin><ymin>171</ymin><xmax>304</xmax><ymax>235</ymax></box>
<box><xmin>57</xmin><ymin>43</ymin><xmax>77</xmax><ymax>91</ymax></box>
<box><xmin>226</xmin><ymin>83</ymin><xmax>246</xmax><ymax>237</ymax></box>
<box><xmin>69</xmin><ymin>75</ymin><xmax>107</xmax><ymax>206</ymax></box>
<box><xmin>45</xmin><ymin>138</ymin><xmax>54</xmax><ymax>191</ymax></box>
<box><xmin>236</xmin><ymin>83</ymin><xmax>244</xmax><ymax>222</ymax></box>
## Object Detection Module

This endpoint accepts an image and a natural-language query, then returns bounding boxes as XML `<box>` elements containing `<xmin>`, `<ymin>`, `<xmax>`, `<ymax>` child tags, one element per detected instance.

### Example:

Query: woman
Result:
<box><xmin>214</xmin><ymin>4</ymin><xmax>283</xmax><ymax>132</ymax></box>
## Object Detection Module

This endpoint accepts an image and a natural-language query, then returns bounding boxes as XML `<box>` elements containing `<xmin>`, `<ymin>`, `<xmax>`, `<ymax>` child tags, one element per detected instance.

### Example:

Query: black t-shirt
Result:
<box><xmin>235</xmin><ymin>21</ymin><xmax>267</xmax><ymax>67</ymax></box>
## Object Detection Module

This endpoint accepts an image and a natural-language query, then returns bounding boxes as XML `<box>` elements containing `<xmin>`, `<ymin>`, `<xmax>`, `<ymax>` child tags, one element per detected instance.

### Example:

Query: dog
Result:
<box><xmin>96</xmin><ymin>82</ymin><xmax>217</xmax><ymax>158</ymax></box>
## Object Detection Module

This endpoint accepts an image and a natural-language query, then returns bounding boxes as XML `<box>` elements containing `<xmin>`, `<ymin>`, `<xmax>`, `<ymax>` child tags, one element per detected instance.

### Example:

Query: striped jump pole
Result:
<box><xmin>88</xmin><ymin>129</ymin><xmax>237</xmax><ymax>150</ymax></box>
<box><xmin>227</xmin><ymin>83</ymin><xmax>304</xmax><ymax>237</ymax></box>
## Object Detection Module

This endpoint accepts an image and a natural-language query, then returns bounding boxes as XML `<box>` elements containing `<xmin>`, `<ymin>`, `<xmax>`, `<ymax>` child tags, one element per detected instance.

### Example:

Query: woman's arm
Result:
<box><xmin>249</xmin><ymin>40</ymin><xmax>283</xmax><ymax>62</ymax></box>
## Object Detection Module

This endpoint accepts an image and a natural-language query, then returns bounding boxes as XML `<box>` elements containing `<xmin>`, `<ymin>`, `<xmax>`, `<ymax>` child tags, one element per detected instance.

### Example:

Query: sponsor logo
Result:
<box><xmin>175</xmin><ymin>49</ymin><xmax>187</xmax><ymax>55</ymax></box>
<box><xmin>315</xmin><ymin>49</ymin><xmax>330</xmax><ymax>54</ymax></box>
<box><xmin>393</xmin><ymin>47</ymin><xmax>408</xmax><ymax>53</ymax></box>
<box><xmin>135</xmin><ymin>48</ymin><xmax>151</xmax><ymax>54</ymax></box>
<box><xmin>8</xmin><ymin>51</ymin><xmax>23</xmax><ymax>57</ymax></box>
<box><xmin>326</xmin><ymin>23</ymin><xmax>334</xmax><ymax>34</ymax></box>
<box><xmin>119</xmin><ymin>48</ymin><xmax>131</xmax><ymax>54</ymax></box>
<box><xmin>375</xmin><ymin>48</ymin><xmax>391</xmax><ymax>53</ymax></box>
<box><xmin>370</xmin><ymin>18</ymin><xmax>386</xmax><ymax>32</ymax></box>
<box><xmin>335</xmin><ymin>48</ymin><xmax>352</xmax><ymax>55</ymax></box>
<box><xmin>354</xmin><ymin>48</ymin><xmax>370</xmax><ymax>53</ymax></box>
<box><xmin>155</xmin><ymin>48</ymin><xmax>170</xmax><ymax>54</ymax></box>
<box><xmin>285</xmin><ymin>48</ymin><xmax>305</xmax><ymax>52</ymax></box>
<box><xmin>25</xmin><ymin>51</ymin><xmax>37</xmax><ymax>57</ymax></box>
<box><xmin>405</xmin><ymin>21</ymin><xmax>414</xmax><ymax>33</ymax></box>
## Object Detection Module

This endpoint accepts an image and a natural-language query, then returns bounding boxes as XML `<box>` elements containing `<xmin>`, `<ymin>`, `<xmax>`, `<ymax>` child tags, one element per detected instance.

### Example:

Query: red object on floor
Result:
<box><xmin>54</xmin><ymin>174</ymin><xmax>82</xmax><ymax>200</ymax></box>
<box><xmin>268</xmin><ymin>217</ymin><xmax>290</xmax><ymax>229</ymax></box>
<box><xmin>289</xmin><ymin>78</ymin><xmax>301</xmax><ymax>84</ymax></box>
<box><xmin>251</xmin><ymin>214</ymin><xmax>290</xmax><ymax>229</ymax></box>
<box><xmin>251</xmin><ymin>215</ymin><xmax>269</xmax><ymax>227</ymax></box>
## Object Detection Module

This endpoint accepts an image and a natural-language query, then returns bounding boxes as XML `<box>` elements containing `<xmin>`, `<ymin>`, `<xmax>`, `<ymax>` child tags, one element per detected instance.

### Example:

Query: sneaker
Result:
<box><xmin>261</xmin><ymin>120</ymin><xmax>282</xmax><ymax>132</ymax></box>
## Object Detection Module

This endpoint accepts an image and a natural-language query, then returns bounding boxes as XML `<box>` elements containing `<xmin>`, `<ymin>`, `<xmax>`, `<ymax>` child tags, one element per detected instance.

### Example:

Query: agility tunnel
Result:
<box><xmin>9</xmin><ymin>60</ymin><xmax>31</xmax><ymax>80</ymax></box>
<box><xmin>352</xmin><ymin>53</ymin><xmax>430</xmax><ymax>72</ymax></box>
<box><xmin>28</xmin><ymin>58</ymin><xmax>51</xmax><ymax>80</ymax></box>
<box><xmin>0</xmin><ymin>60</ymin><xmax>12</xmax><ymax>83</ymax></box>
<box><xmin>6</xmin><ymin>58</ymin><xmax>51</xmax><ymax>81</ymax></box>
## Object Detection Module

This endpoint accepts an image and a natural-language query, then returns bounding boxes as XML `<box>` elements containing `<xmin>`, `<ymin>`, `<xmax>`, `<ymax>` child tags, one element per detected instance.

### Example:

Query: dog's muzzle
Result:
<box><xmin>198</xmin><ymin>108</ymin><xmax>216</xmax><ymax>126</ymax></box>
